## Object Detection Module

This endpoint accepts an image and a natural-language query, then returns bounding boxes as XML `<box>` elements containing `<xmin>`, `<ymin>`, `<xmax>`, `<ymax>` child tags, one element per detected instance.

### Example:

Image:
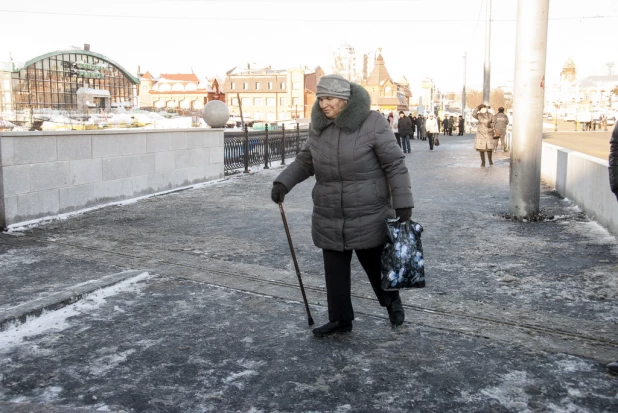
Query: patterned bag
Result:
<box><xmin>381</xmin><ymin>219</ymin><xmax>426</xmax><ymax>290</ymax></box>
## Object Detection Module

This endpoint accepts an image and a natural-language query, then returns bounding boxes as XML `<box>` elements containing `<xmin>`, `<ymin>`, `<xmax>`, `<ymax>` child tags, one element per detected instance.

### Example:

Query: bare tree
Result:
<box><xmin>466</xmin><ymin>89</ymin><xmax>483</xmax><ymax>108</ymax></box>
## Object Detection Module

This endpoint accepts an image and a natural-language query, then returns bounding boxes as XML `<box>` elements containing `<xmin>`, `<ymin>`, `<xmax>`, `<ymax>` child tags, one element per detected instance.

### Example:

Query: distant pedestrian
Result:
<box><xmin>437</xmin><ymin>116</ymin><xmax>442</xmax><ymax>134</ymax></box>
<box><xmin>390</xmin><ymin>112</ymin><xmax>402</xmax><ymax>148</ymax></box>
<box><xmin>458</xmin><ymin>115</ymin><xmax>465</xmax><ymax>135</ymax></box>
<box><xmin>416</xmin><ymin>115</ymin><xmax>423</xmax><ymax>140</ymax></box>
<box><xmin>442</xmin><ymin>117</ymin><xmax>448</xmax><ymax>136</ymax></box>
<box><xmin>421</xmin><ymin>116</ymin><xmax>427</xmax><ymax>141</ymax></box>
<box><xmin>472</xmin><ymin>103</ymin><xmax>495</xmax><ymax>167</ymax></box>
<box><xmin>409</xmin><ymin>113</ymin><xmax>416</xmax><ymax>139</ymax></box>
<box><xmin>492</xmin><ymin>107</ymin><xmax>509</xmax><ymax>152</ymax></box>
<box><xmin>271</xmin><ymin>74</ymin><xmax>414</xmax><ymax>337</ymax></box>
<box><xmin>425</xmin><ymin>114</ymin><xmax>439</xmax><ymax>150</ymax></box>
<box><xmin>397</xmin><ymin>111</ymin><xmax>413</xmax><ymax>153</ymax></box>
<box><xmin>447</xmin><ymin>116</ymin><xmax>454</xmax><ymax>136</ymax></box>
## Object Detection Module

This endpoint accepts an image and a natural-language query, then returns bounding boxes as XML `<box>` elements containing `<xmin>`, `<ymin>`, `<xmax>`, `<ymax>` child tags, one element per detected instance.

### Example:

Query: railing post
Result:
<box><xmin>296</xmin><ymin>122</ymin><xmax>300</xmax><ymax>154</ymax></box>
<box><xmin>244</xmin><ymin>124</ymin><xmax>249</xmax><ymax>174</ymax></box>
<box><xmin>264</xmin><ymin>123</ymin><xmax>270</xmax><ymax>169</ymax></box>
<box><xmin>281</xmin><ymin>124</ymin><xmax>286</xmax><ymax>165</ymax></box>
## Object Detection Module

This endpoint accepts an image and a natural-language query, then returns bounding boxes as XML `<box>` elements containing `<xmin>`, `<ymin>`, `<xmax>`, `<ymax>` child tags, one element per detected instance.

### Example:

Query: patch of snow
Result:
<box><xmin>479</xmin><ymin>371</ymin><xmax>532</xmax><ymax>412</ymax></box>
<box><xmin>0</xmin><ymin>272</ymin><xmax>152</xmax><ymax>352</ymax></box>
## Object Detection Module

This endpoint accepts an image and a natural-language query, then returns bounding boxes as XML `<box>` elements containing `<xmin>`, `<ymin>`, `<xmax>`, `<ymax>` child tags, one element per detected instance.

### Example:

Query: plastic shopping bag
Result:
<box><xmin>381</xmin><ymin>219</ymin><xmax>426</xmax><ymax>290</ymax></box>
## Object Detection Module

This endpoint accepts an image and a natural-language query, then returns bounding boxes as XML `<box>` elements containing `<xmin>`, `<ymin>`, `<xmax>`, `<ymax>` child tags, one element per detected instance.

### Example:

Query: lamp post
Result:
<box><xmin>553</xmin><ymin>101</ymin><xmax>560</xmax><ymax>131</ymax></box>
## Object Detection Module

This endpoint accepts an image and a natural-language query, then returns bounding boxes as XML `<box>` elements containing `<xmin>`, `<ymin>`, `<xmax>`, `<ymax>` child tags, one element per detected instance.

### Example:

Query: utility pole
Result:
<box><xmin>483</xmin><ymin>0</ymin><xmax>492</xmax><ymax>105</ymax></box>
<box><xmin>462</xmin><ymin>51</ymin><xmax>467</xmax><ymax>125</ymax></box>
<box><xmin>509</xmin><ymin>0</ymin><xmax>550</xmax><ymax>219</ymax></box>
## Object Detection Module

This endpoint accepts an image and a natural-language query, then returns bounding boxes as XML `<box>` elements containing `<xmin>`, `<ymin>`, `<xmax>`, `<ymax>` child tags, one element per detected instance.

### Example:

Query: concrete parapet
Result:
<box><xmin>541</xmin><ymin>142</ymin><xmax>618</xmax><ymax>236</ymax></box>
<box><xmin>0</xmin><ymin>128</ymin><xmax>224</xmax><ymax>228</ymax></box>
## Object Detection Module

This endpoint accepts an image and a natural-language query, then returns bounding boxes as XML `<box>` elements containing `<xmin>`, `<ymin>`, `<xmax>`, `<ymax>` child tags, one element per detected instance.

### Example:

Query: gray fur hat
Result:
<box><xmin>316</xmin><ymin>74</ymin><xmax>351</xmax><ymax>100</ymax></box>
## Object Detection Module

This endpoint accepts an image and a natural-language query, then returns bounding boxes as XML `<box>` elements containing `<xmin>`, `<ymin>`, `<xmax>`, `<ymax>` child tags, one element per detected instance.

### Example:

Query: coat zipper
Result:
<box><xmin>336</xmin><ymin>126</ymin><xmax>345</xmax><ymax>248</ymax></box>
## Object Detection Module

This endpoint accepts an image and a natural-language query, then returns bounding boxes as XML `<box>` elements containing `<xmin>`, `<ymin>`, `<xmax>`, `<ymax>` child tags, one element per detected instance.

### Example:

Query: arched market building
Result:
<box><xmin>0</xmin><ymin>46</ymin><xmax>139</xmax><ymax>114</ymax></box>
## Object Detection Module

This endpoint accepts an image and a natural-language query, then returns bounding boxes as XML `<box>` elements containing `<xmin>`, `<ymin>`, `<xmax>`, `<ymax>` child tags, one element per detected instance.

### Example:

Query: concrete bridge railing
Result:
<box><xmin>541</xmin><ymin>141</ymin><xmax>618</xmax><ymax>237</ymax></box>
<box><xmin>0</xmin><ymin>129</ymin><xmax>224</xmax><ymax>229</ymax></box>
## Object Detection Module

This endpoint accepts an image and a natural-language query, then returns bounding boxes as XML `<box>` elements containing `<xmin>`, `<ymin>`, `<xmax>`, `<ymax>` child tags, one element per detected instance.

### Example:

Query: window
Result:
<box><xmin>242</xmin><ymin>97</ymin><xmax>251</xmax><ymax>106</ymax></box>
<box><xmin>266</xmin><ymin>97</ymin><xmax>275</xmax><ymax>106</ymax></box>
<box><xmin>292</xmin><ymin>82</ymin><xmax>301</xmax><ymax>90</ymax></box>
<box><xmin>141</xmin><ymin>85</ymin><xmax>149</xmax><ymax>91</ymax></box>
<box><xmin>292</xmin><ymin>97</ymin><xmax>300</xmax><ymax>105</ymax></box>
<box><xmin>255</xmin><ymin>82</ymin><xmax>260</xmax><ymax>90</ymax></box>
<box><xmin>267</xmin><ymin>82</ymin><xmax>273</xmax><ymax>90</ymax></box>
<box><xmin>243</xmin><ymin>82</ymin><xmax>248</xmax><ymax>90</ymax></box>
<box><xmin>280</xmin><ymin>97</ymin><xmax>287</xmax><ymax>106</ymax></box>
<box><xmin>280</xmin><ymin>82</ymin><xmax>285</xmax><ymax>90</ymax></box>
<box><xmin>231</xmin><ymin>97</ymin><xmax>239</xmax><ymax>106</ymax></box>
<box><xmin>230</xmin><ymin>82</ymin><xmax>235</xmax><ymax>90</ymax></box>
<box><xmin>254</xmin><ymin>97</ymin><xmax>263</xmax><ymax>106</ymax></box>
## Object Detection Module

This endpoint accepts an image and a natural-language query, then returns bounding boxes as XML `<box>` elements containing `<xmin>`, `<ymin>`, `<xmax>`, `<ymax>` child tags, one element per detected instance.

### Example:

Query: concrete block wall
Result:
<box><xmin>541</xmin><ymin>142</ymin><xmax>618</xmax><ymax>237</ymax></box>
<box><xmin>0</xmin><ymin>129</ymin><xmax>224</xmax><ymax>228</ymax></box>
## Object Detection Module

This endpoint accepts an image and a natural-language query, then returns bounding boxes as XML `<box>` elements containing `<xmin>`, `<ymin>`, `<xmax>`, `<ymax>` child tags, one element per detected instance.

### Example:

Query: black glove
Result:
<box><xmin>396</xmin><ymin>208</ymin><xmax>412</xmax><ymax>223</ymax></box>
<box><xmin>271</xmin><ymin>182</ymin><xmax>288</xmax><ymax>203</ymax></box>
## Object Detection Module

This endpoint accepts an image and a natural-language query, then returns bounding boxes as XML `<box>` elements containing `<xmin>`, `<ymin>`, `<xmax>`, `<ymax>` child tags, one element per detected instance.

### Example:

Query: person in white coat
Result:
<box><xmin>425</xmin><ymin>114</ymin><xmax>440</xmax><ymax>151</ymax></box>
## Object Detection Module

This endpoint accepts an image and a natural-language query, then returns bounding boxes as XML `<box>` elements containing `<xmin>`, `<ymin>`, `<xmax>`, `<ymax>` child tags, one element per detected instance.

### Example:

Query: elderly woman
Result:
<box><xmin>472</xmin><ymin>103</ymin><xmax>495</xmax><ymax>167</ymax></box>
<box><xmin>270</xmin><ymin>74</ymin><xmax>414</xmax><ymax>337</ymax></box>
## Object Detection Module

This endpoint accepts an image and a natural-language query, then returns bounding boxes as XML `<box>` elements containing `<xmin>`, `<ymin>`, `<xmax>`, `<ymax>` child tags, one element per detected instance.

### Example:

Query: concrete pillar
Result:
<box><xmin>509</xmin><ymin>0</ymin><xmax>550</xmax><ymax>218</ymax></box>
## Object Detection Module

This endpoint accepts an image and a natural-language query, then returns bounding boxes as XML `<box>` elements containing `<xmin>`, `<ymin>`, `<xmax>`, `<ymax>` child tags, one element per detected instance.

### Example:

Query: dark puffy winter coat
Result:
<box><xmin>610</xmin><ymin>123</ymin><xmax>618</xmax><ymax>201</ymax></box>
<box><xmin>274</xmin><ymin>83</ymin><xmax>414</xmax><ymax>251</ymax></box>
<box><xmin>492</xmin><ymin>112</ymin><xmax>509</xmax><ymax>135</ymax></box>
<box><xmin>397</xmin><ymin>115</ymin><xmax>413</xmax><ymax>136</ymax></box>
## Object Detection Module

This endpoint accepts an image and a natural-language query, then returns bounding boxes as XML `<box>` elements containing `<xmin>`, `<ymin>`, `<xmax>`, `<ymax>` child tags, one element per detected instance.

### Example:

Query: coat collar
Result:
<box><xmin>310</xmin><ymin>82</ymin><xmax>371</xmax><ymax>135</ymax></box>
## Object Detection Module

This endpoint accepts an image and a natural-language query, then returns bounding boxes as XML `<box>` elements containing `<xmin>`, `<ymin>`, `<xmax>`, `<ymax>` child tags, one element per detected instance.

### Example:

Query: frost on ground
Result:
<box><xmin>0</xmin><ymin>272</ymin><xmax>152</xmax><ymax>352</ymax></box>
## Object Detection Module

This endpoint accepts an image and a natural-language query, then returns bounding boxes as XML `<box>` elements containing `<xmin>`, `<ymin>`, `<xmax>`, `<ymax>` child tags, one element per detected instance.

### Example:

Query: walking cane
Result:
<box><xmin>278</xmin><ymin>202</ymin><xmax>314</xmax><ymax>326</ymax></box>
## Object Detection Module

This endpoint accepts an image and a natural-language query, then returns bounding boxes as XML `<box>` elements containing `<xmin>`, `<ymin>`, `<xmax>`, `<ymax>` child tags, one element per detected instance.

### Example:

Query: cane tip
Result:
<box><xmin>308</xmin><ymin>317</ymin><xmax>315</xmax><ymax>326</ymax></box>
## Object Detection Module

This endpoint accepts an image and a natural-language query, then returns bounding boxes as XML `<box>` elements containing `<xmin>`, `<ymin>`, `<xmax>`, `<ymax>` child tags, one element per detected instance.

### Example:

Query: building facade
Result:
<box><xmin>546</xmin><ymin>58</ymin><xmax>618</xmax><ymax>121</ymax></box>
<box><xmin>363</xmin><ymin>54</ymin><xmax>410</xmax><ymax>114</ymax></box>
<box><xmin>222</xmin><ymin>64</ymin><xmax>324</xmax><ymax>122</ymax></box>
<box><xmin>138</xmin><ymin>72</ymin><xmax>224</xmax><ymax>112</ymax></box>
<box><xmin>0</xmin><ymin>45</ymin><xmax>139</xmax><ymax>114</ymax></box>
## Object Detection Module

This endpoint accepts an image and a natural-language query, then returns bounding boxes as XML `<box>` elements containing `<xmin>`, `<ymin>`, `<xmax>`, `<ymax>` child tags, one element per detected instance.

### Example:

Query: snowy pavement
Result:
<box><xmin>0</xmin><ymin>134</ymin><xmax>617</xmax><ymax>412</ymax></box>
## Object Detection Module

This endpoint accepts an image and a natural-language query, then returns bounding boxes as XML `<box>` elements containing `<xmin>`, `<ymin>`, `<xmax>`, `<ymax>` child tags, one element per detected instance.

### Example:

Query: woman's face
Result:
<box><xmin>319</xmin><ymin>97</ymin><xmax>347</xmax><ymax>119</ymax></box>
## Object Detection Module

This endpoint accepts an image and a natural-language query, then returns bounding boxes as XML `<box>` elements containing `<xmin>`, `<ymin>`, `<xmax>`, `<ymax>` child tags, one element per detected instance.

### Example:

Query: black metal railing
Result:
<box><xmin>224</xmin><ymin>123</ymin><xmax>310</xmax><ymax>175</ymax></box>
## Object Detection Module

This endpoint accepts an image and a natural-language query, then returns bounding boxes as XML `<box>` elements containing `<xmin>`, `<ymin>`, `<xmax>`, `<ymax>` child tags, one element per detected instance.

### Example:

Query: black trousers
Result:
<box><xmin>322</xmin><ymin>245</ymin><xmax>400</xmax><ymax>322</ymax></box>
<box><xmin>427</xmin><ymin>132</ymin><xmax>435</xmax><ymax>150</ymax></box>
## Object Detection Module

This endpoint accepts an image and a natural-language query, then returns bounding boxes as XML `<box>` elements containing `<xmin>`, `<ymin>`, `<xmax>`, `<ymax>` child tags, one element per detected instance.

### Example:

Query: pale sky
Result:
<box><xmin>1</xmin><ymin>0</ymin><xmax>617</xmax><ymax>93</ymax></box>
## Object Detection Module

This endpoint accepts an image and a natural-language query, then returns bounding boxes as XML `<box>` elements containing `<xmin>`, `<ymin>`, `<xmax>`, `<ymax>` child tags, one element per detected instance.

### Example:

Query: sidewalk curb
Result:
<box><xmin>0</xmin><ymin>270</ymin><xmax>145</xmax><ymax>332</ymax></box>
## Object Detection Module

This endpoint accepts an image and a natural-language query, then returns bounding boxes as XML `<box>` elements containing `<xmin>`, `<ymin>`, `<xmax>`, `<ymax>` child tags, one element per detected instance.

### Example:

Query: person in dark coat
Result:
<box><xmin>607</xmin><ymin>124</ymin><xmax>618</xmax><ymax>375</ymax></box>
<box><xmin>397</xmin><ymin>110</ymin><xmax>413</xmax><ymax>153</ymax></box>
<box><xmin>416</xmin><ymin>115</ymin><xmax>423</xmax><ymax>140</ymax></box>
<box><xmin>608</xmin><ymin>123</ymin><xmax>618</xmax><ymax>201</ymax></box>
<box><xmin>409</xmin><ymin>113</ymin><xmax>416</xmax><ymax>139</ymax></box>
<box><xmin>442</xmin><ymin>117</ymin><xmax>448</xmax><ymax>136</ymax></box>
<box><xmin>271</xmin><ymin>74</ymin><xmax>414</xmax><ymax>337</ymax></box>
<box><xmin>458</xmin><ymin>115</ymin><xmax>465</xmax><ymax>135</ymax></box>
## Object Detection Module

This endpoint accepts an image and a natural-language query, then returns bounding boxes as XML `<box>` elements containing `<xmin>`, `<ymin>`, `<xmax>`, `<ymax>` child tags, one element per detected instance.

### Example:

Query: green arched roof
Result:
<box><xmin>19</xmin><ymin>50</ymin><xmax>140</xmax><ymax>84</ymax></box>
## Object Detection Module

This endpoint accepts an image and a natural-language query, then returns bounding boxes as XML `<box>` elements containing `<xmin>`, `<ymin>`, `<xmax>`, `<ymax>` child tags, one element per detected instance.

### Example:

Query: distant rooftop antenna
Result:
<box><xmin>607</xmin><ymin>62</ymin><xmax>614</xmax><ymax>76</ymax></box>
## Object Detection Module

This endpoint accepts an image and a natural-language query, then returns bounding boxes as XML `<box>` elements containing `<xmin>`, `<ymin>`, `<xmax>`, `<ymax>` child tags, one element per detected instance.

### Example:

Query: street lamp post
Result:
<box><xmin>553</xmin><ymin>101</ymin><xmax>560</xmax><ymax>132</ymax></box>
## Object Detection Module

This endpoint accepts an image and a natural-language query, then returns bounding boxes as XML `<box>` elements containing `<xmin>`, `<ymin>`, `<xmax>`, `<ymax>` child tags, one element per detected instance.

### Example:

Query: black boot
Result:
<box><xmin>312</xmin><ymin>320</ymin><xmax>353</xmax><ymax>337</ymax></box>
<box><xmin>386</xmin><ymin>298</ymin><xmax>405</xmax><ymax>326</ymax></box>
<box><xmin>480</xmin><ymin>151</ymin><xmax>486</xmax><ymax>167</ymax></box>
<box><xmin>487</xmin><ymin>150</ymin><xmax>493</xmax><ymax>166</ymax></box>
